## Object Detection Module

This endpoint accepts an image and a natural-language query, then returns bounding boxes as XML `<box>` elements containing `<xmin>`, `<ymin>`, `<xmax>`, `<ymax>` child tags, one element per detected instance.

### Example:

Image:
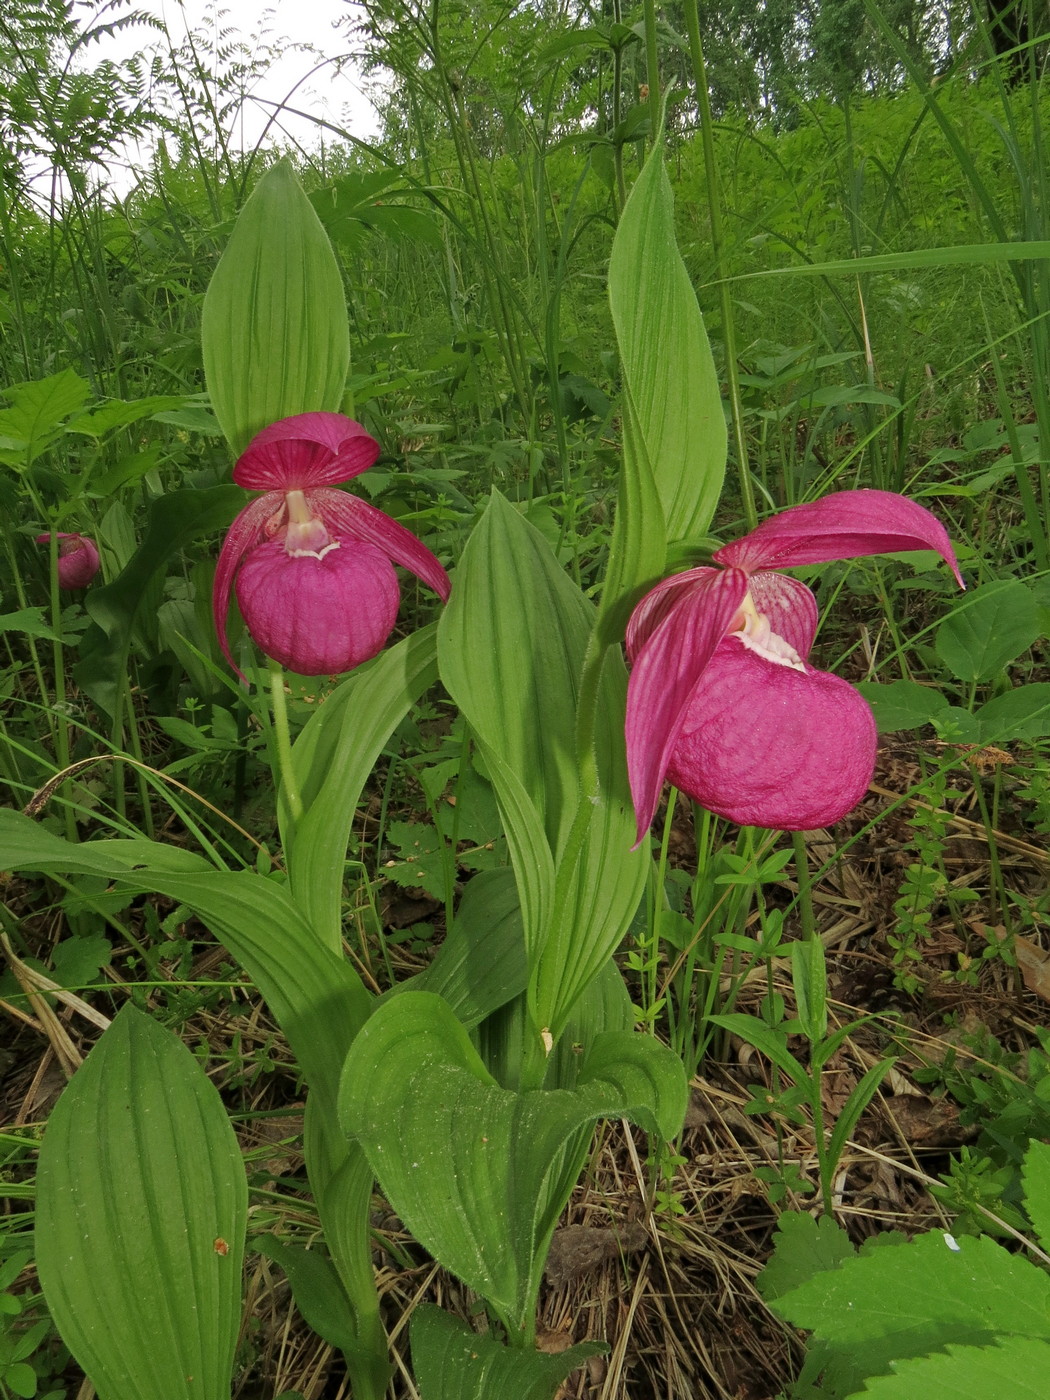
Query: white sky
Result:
<box><xmin>94</xmin><ymin>0</ymin><xmax>383</xmax><ymax>184</ymax></box>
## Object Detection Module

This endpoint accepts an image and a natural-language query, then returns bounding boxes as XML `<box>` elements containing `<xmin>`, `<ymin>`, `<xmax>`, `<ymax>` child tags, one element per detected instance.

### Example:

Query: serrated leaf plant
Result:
<box><xmin>758</xmin><ymin>1139</ymin><xmax>1050</xmax><ymax>1399</ymax></box>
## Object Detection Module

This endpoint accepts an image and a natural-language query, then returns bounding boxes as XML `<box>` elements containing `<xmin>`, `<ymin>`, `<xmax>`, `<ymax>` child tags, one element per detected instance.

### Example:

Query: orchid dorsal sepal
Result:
<box><xmin>714</xmin><ymin>488</ymin><xmax>964</xmax><ymax>586</ymax></box>
<box><xmin>233</xmin><ymin>411</ymin><xmax>380</xmax><ymax>491</ymax></box>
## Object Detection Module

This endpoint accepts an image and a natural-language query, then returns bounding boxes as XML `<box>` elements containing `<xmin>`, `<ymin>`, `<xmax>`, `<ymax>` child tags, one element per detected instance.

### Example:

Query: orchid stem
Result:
<box><xmin>45</xmin><ymin>536</ymin><xmax>76</xmax><ymax>844</ymax></box>
<box><xmin>267</xmin><ymin>659</ymin><xmax>304</xmax><ymax>828</ymax></box>
<box><xmin>791</xmin><ymin>831</ymin><xmax>816</xmax><ymax>942</ymax></box>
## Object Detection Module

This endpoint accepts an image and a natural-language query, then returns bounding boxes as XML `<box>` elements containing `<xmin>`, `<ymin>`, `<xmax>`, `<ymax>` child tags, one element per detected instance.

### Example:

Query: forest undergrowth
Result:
<box><xmin>1</xmin><ymin>3</ymin><xmax>1049</xmax><ymax>1398</ymax></box>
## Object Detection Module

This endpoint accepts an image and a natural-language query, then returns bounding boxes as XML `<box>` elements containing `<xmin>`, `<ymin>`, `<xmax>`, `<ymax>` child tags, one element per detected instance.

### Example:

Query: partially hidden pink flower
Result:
<box><xmin>214</xmin><ymin>412</ymin><xmax>450</xmax><ymax>677</ymax></box>
<box><xmin>36</xmin><ymin>533</ymin><xmax>100</xmax><ymax>589</ymax></box>
<box><xmin>625</xmin><ymin>490</ymin><xmax>964</xmax><ymax>839</ymax></box>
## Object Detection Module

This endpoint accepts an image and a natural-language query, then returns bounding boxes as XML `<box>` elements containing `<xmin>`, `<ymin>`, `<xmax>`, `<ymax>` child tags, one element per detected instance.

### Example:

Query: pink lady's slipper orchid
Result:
<box><xmin>625</xmin><ymin>490</ymin><xmax>963</xmax><ymax>839</ymax></box>
<box><xmin>36</xmin><ymin>533</ymin><xmax>100</xmax><ymax>589</ymax></box>
<box><xmin>214</xmin><ymin>412</ymin><xmax>450</xmax><ymax>677</ymax></box>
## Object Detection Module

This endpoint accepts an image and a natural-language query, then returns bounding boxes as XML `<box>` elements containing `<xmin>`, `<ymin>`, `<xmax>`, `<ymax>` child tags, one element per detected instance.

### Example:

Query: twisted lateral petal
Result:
<box><xmin>666</xmin><ymin>641</ymin><xmax>877</xmax><ymax>830</ymax></box>
<box><xmin>715</xmin><ymin>489</ymin><xmax>964</xmax><ymax>586</ymax></box>
<box><xmin>626</xmin><ymin>567</ymin><xmax>750</xmax><ymax>844</ymax></box>
<box><xmin>317</xmin><ymin>490</ymin><xmax>451</xmax><ymax>601</ymax></box>
<box><xmin>213</xmin><ymin>493</ymin><xmax>283</xmax><ymax>674</ymax></box>
<box><xmin>748</xmin><ymin>571</ymin><xmax>819</xmax><ymax>659</ymax></box>
<box><xmin>233</xmin><ymin>412</ymin><xmax>380</xmax><ymax>491</ymax></box>
<box><xmin>625</xmin><ymin>566</ymin><xmax>720</xmax><ymax>662</ymax></box>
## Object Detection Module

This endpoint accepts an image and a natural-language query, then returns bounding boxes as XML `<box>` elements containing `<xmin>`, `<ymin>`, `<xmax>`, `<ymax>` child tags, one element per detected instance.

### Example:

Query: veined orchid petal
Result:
<box><xmin>626</xmin><ymin>567</ymin><xmax>750</xmax><ymax>845</ymax></box>
<box><xmin>714</xmin><ymin>489</ymin><xmax>964</xmax><ymax>585</ymax></box>
<box><xmin>233</xmin><ymin>412</ymin><xmax>380</xmax><ymax>491</ymax></box>
<box><xmin>625</xmin><ymin>566</ymin><xmax>719</xmax><ymax>661</ymax></box>
<box><xmin>748</xmin><ymin>571</ymin><xmax>819</xmax><ymax>659</ymax></box>
<box><xmin>316</xmin><ymin>490</ymin><xmax>451</xmax><ymax>601</ymax></box>
<box><xmin>213</xmin><ymin>493</ymin><xmax>284</xmax><ymax>676</ymax></box>
<box><xmin>666</xmin><ymin>641</ymin><xmax>877</xmax><ymax>829</ymax></box>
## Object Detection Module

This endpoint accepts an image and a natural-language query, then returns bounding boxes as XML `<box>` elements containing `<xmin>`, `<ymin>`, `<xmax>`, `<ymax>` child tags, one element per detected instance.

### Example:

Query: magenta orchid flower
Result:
<box><xmin>36</xmin><ymin>533</ymin><xmax>100</xmax><ymax>589</ymax></box>
<box><xmin>625</xmin><ymin>489</ymin><xmax>963</xmax><ymax>839</ymax></box>
<box><xmin>214</xmin><ymin>412</ymin><xmax>450</xmax><ymax>677</ymax></box>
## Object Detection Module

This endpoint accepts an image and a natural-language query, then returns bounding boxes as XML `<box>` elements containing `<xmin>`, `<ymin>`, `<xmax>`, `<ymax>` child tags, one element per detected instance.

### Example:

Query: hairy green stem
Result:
<box><xmin>791</xmin><ymin>830</ymin><xmax>816</xmax><ymax>942</ymax></box>
<box><xmin>44</xmin><ymin>536</ymin><xmax>77</xmax><ymax>843</ymax></box>
<box><xmin>267</xmin><ymin>659</ymin><xmax>303</xmax><ymax>829</ymax></box>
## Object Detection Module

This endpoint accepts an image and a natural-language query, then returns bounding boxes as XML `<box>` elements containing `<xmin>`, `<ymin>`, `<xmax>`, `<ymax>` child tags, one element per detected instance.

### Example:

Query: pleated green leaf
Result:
<box><xmin>609</xmin><ymin>137</ymin><xmax>726</xmax><ymax>543</ymax></box>
<box><xmin>285</xmin><ymin>624</ymin><xmax>439</xmax><ymax>952</ymax></box>
<box><xmin>310</xmin><ymin>1145</ymin><xmax>391</xmax><ymax>1397</ymax></box>
<box><xmin>595</xmin><ymin>383</ymin><xmax>666</xmax><ymax>643</ymax></box>
<box><xmin>35</xmin><ymin>1006</ymin><xmax>247</xmax><ymax>1400</ymax></box>
<box><xmin>437</xmin><ymin>495</ymin><xmax>645</xmax><ymax>1035</ymax></box>
<box><xmin>414</xmin><ymin>868</ymin><xmax>528</xmax><ymax>1029</ymax></box>
<box><xmin>339</xmin><ymin>991</ymin><xmax>686</xmax><ymax>1330</ymax></box>
<box><xmin>532</xmin><ymin>642</ymin><xmax>646</xmax><ymax>1040</ymax></box>
<box><xmin>439</xmin><ymin>492</ymin><xmax>590</xmax><ymax>856</ymax></box>
<box><xmin>0</xmin><ymin>810</ymin><xmax>213</xmax><ymax>876</ymax></box>
<box><xmin>410</xmin><ymin>1305</ymin><xmax>605</xmax><ymax>1400</ymax></box>
<box><xmin>202</xmin><ymin>159</ymin><xmax>351</xmax><ymax>456</ymax></box>
<box><xmin>477</xmin><ymin>956</ymin><xmax>631</xmax><ymax>1094</ymax></box>
<box><xmin>1</xmin><ymin>809</ymin><xmax>383</xmax><ymax>1390</ymax></box>
<box><xmin>255</xmin><ymin>1235</ymin><xmax>358</xmax><ymax>1354</ymax></box>
<box><xmin>0</xmin><ymin>810</ymin><xmax>368</xmax><ymax>1184</ymax></box>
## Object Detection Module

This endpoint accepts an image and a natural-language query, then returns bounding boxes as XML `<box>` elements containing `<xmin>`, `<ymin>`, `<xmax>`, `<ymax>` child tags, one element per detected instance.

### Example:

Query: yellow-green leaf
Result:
<box><xmin>202</xmin><ymin>159</ymin><xmax>351</xmax><ymax>456</ymax></box>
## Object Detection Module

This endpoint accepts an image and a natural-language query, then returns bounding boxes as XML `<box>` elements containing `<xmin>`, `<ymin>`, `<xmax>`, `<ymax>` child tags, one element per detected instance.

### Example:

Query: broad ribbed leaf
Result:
<box><xmin>0</xmin><ymin>811</ymin><xmax>367</xmax><ymax>1183</ymax></box>
<box><xmin>1</xmin><ymin>810</ymin><xmax>383</xmax><ymax>1394</ymax></box>
<box><xmin>202</xmin><ymin>160</ymin><xmax>351</xmax><ymax>456</ymax></box>
<box><xmin>0</xmin><ymin>811</ymin><xmax>212</xmax><ymax>875</ymax></box>
<box><xmin>410</xmin><ymin>1305</ymin><xmax>604</xmax><ymax>1400</ymax></box>
<box><xmin>414</xmin><ymin>868</ymin><xmax>528</xmax><ymax>1029</ymax></box>
<box><xmin>532</xmin><ymin>643</ymin><xmax>647</xmax><ymax>1040</ymax></box>
<box><xmin>472</xmin><ymin>738</ymin><xmax>554</xmax><ymax>966</ymax></box>
<box><xmin>311</xmin><ymin>1146</ymin><xmax>390</xmax><ymax>1398</ymax></box>
<box><xmin>478</xmin><ymin>959</ymin><xmax>632</xmax><ymax>1094</ymax></box>
<box><xmin>286</xmin><ymin>625</ymin><xmax>440</xmax><ymax>951</ymax></box>
<box><xmin>439</xmin><ymin>492</ymin><xmax>590</xmax><ymax>855</ymax></box>
<box><xmin>339</xmin><ymin>991</ymin><xmax>686</xmax><ymax>1329</ymax></box>
<box><xmin>36</xmin><ymin>1006</ymin><xmax>247</xmax><ymax>1400</ymax></box>
<box><xmin>596</xmin><ymin>382</ymin><xmax>666</xmax><ymax>643</ymax></box>
<box><xmin>255</xmin><ymin>1235</ymin><xmax>357</xmax><ymax>1353</ymax></box>
<box><xmin>609</xmin><ymin>138</ymin><xmax>726</xmax><ymax>543</ymax></box>
<box><xmin>439</xmin><ymin>495</ymin><xmax>645</xmax><ymax>1035</ymax></box>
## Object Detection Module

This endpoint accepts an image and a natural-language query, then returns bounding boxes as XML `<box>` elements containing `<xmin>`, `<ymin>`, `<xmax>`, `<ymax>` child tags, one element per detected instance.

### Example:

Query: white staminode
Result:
<box><xmin>731</xmin><ymin>593</ymin><xmax>806</xmax><ymax>671</ymax></box>
<box><xmin>283</xmin><ymin>489</ymin><xmax>342</xmax><ymax>561</ymax></box>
